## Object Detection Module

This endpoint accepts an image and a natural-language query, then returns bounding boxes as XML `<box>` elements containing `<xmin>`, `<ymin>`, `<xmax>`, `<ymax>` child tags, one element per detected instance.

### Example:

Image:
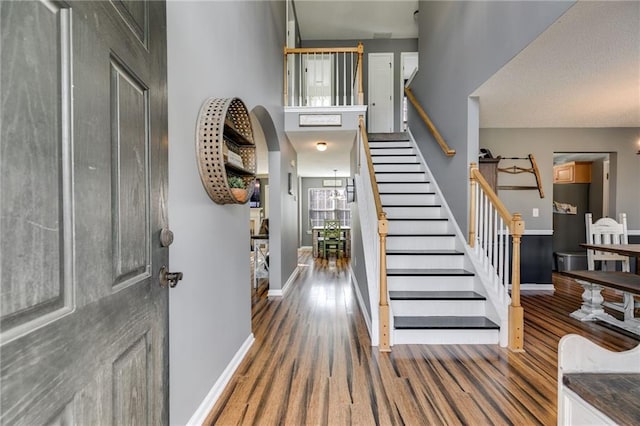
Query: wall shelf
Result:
<box><xmin>196</xmin><ymin>97</ymin><xmax>256</xmax><ymax>204</ymax></box>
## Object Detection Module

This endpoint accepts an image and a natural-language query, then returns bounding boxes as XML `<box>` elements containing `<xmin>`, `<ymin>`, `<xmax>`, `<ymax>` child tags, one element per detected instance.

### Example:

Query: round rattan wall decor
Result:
<box><xmin>195</xmin><ymin>97</ymin><xmax>256</xmax><ymax>205</ymax></box>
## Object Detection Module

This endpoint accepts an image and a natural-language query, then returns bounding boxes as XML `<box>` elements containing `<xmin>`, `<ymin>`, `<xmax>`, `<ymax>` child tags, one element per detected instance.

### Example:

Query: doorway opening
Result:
<box><xmin>552</xmin><ymin>152</ymin><xmax>612</xmax><ymax>271</ymax></box>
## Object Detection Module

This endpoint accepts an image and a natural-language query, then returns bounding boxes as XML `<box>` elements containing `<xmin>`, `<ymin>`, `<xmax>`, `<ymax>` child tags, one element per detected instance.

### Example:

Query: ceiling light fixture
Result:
<box><xmin>316</xmin><ymin>141</ymin><xmax>327</xmax><ymax>151</ymax></box>
<box><xmin>330</xmin><ymin>169</ymin><xmax>346</xmax><ymax>201</ymax></box>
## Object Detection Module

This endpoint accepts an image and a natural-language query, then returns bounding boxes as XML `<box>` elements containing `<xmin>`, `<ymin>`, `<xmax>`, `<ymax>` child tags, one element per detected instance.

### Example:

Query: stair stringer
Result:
<box><xmin>406</xmin><ymin>129</ymin><xmax>508</xmax><ymax>346</ymax></box>
<box><xmin>352</xmin><ymin>174</ymin><xmax>383</xmax><ymax>347</ymax></box>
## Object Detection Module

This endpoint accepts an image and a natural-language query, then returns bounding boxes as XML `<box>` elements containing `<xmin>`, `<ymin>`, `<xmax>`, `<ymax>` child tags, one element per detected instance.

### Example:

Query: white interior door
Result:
<box><xmin>303</xmin><ymin>54</ymin><xmax>334</xmax><ymax>106</ymax></box>
<box><xmin>368</xmin><ymin>52</ymin><xmax>394</xmax><ymax>133</ymax></box>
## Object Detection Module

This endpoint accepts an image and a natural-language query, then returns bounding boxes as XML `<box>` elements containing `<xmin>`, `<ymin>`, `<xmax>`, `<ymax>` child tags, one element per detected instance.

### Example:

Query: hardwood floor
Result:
<box><xmin>207</xmin><ymin>251</ymin><xmax>639</xmax><ymax>425</ymax></box>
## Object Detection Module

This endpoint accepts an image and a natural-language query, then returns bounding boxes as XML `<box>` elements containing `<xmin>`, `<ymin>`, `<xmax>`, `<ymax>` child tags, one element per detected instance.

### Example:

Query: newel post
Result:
<box><xmin>509</xmin><ymin>213</ymin><xmax>525</xmax><ymax>352</ymax></box>
<box><xmin>469</xmin><ymin>163</ymin><xmax>477</xmax><ymax>248</ymax></box>
<box><xmin>357</xmin><ymin>42</ymin><xmax>364</xmax><ymax>105</ymax></box>
<box><xmin>378</xmin><ymin>212</ymin><xmax>390</xmax><ymax>352</ymax></box>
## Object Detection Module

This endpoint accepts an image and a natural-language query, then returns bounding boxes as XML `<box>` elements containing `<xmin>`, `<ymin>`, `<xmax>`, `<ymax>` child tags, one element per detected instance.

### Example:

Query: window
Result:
<box><xmin>308</xmin><ymin>188</ymin><xmax>350</xmax><ymax>228</ymax></box>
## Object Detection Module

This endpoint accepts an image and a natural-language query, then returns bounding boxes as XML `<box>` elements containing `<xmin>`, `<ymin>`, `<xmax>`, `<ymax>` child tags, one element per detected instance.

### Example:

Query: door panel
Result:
<box><xmin>368</xmin><ymin>52</ymin><xmax>394</xmax><ymax>133</ymax></box>
<box><xmin>0</xmin><ymin>1</ymin><xmax>168</xmax><ymax>424</ymax></box>
<box><xmin>0</xmin><ymin>0</ymin><xmax>72</xmax><ymax>339</ymax></box>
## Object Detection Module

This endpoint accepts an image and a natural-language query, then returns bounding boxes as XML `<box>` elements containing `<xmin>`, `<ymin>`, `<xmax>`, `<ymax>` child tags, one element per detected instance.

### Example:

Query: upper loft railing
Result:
<box><xmin>404</xmin><ymin>87</ymin><xmax>455</xmax><ymax>157</ymax></box>
<box><xmin>283</xmin><ymin>43</ymin><xmax>364</xmax><ymax>107</ymax></box>
<box><xmin>469</xmin><ymin>163</ymin><xmax>525</xmax><ymax>352</ymax></box>
<box><xmin>358</xmin><ymin>116</ymin><xmax>390</xmax><ymax>352</ymax></box>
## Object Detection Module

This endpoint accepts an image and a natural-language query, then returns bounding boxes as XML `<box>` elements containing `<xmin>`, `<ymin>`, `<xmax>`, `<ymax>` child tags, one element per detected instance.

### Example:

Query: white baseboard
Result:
<box><xmin>349</xmin><ymin>266</ymin><xmax>372</xmax><ymax>339</ymax></box>
<box><xmin>186</xmin><ymin>334</ymin><xmax>254</xmax><ymax>425</ymax></box>
<box><xmin>268</xmin><ymin>266</ymin><xmax>300</xmax><ymax>297</ymax></box>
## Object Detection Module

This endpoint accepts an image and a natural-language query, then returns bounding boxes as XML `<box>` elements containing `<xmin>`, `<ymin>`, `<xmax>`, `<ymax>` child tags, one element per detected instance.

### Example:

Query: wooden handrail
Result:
<box><xmin>469</xmin><ymin>164</ymin><xmax>513</xmax><ymax>224</ymax></box>
<box><xmin>404</xmin><ymin>87</ymin><xmax>455</xmax><ymax>157</ymax></box>
<box><xmin>360</xmin><ymin>117</ymin><xmax>383</xmax><ymax>218</ymax></box>
<box><xmin>284</xmin><ymin>46</ymin><xmax>360</xmax><ymax>54</ymax></box>
<box><xmin>469</xmin><ymin>162</ymin><xmax>524</xmax><ymax>352</ymax></box>
<box><xmin>359</xmin><ymin>116</ymin><xmax>390</xmax><ymax>352</ymax></box>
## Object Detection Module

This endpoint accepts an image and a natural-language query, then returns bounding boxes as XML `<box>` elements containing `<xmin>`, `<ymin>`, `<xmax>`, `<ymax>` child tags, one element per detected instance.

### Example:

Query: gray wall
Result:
<box><xmin>268</xmin><ymin>138</ymin><xmax>300</xmax><ymax>294</ymax></box>
<box><xmin>166</xmin><ymin>2</ymin><xmax>287</xmax><ymax>424</ymax></box>
<box><xmin>480</xmin><ymin>128</ymin><xmax>640</xmax><ymax>231</ymax></box>
<box><xmin>410</xmin><ymin>1</ymin><xmax>574</xmax><ymax>232</ymax></box>
<box><xmin>300</xmin><ymin>177</ymin><xmax>323</xmax><ymax>247</ymax></box>
<box><xmin>302</xmin><ymin>38</ymin><xmax>418</xmax><ymax>133</ymax></box>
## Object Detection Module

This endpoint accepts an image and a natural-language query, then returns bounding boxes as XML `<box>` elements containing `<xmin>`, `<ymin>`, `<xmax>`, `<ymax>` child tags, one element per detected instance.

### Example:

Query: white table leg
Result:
<box><xmin>570</xmin><ymin>280</ymin><xmax>605</xmax><ymax>321</ymax></box>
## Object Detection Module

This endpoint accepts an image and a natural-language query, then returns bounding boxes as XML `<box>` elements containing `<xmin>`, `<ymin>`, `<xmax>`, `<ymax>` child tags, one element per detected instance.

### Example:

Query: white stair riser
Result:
<box><xmin>370</xmin><ymin>148</ymin><xmax>415</xmax><ymax>156</ymax></box>
<box><xmin>378</xmin><ymin>183</ymin><xmax>431</xmax><ymax>193</ymax></box>
<box><xmin>387</xmin><ymin>236</ymin><xmax>455</xmax><ymax>250</ymax></box>
<box><xmin>391</xmin><ymin>300</ymin><xmax>486</xmax><ymax>316</ymax></box>
<box><xmin>372</xmin><ymin>156</ymin><xmax>418</xmax><ymax>164</ymax></box>
<box><xmin>393</xmin><ymin>329</ymin><xmax>499</xmax><ymax>345</ymax></box>
<box><xmin>388</xmin><ymin>220</ymin><xmax>449</xmax><ymax>234</ymax></box>
<box><xmin>368</xmin><ymin>141</ymin><xmax>412</xmax><ymax>149</ymax></box>
<box><xmin>385</xmin><ymin>206</ymin><xmax>442</xmax><ymax>218</ymax></box>
<box><xmin>387</xmin><ymin>255</ymin><xmax>464</xmax><ymax>269</ymax></box>
<box><xmin>373</xmin><ymin>163</ymin><xmax>427</xmax><ymax>173</ymax></box>
<box><xmin>382</xmin><ymin>193</ymin><xmax>437</xmax><ymax>205</ymax></box>
<box><xmin>388</xmin><ymin>275</ymin><xmax>475</xmax><ymax>292</ymax></box>
<box><xmin>375</xmin><ymin>172</ymin><xmax>426</xmax><ymax>181</ymax></box>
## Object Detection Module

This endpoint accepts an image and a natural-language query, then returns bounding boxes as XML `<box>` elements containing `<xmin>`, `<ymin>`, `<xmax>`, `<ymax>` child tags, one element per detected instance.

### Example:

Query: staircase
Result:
<box><xmin>369</xmin><ymin>132</ymin><xmax>501</xmax><ymax>345</ymax></box>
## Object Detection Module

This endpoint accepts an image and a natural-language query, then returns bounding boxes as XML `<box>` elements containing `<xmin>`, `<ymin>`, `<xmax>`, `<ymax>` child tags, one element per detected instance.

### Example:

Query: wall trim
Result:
<box><xmin>349</xmin><ymin>266</ymin><xmax>372</xmax><ymax>339</ymax></box>
<box><xmin>186</xmin><ymin>333</ymin><xmax>254</xmax><ymax>426</ymax></box>
<box><xmin>523</xmin><ymin>229</ymin><xmax>553</xmax><ymax>235</ymax></box>
<box><xmin>628</xmin><ymin>230</ymin><xmax>640</xmax><ymax>236</ymax></box>
<box><xmin>515</xmin><ymin>283</ymin><xmax>555</xmax><ymax>291</ymax></box>
<box><xmin>268</xmin><ymin>265</ymin><xmax>300</xmax><ymax>297</ymax></box>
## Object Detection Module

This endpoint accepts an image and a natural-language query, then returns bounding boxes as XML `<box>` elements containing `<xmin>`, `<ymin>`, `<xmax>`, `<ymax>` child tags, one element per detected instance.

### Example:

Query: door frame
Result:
<box><xmin>399</xmin><ymin>52</ymin><xmax>418</xmax><ymax>131</ymax></box>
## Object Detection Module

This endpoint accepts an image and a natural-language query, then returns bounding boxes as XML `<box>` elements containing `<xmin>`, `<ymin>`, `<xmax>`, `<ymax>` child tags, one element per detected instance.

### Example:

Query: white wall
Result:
<box><xmin>410</xmin><ymin>1</ymin><xmax>574</xmax><ymax>232</ymax></box>
<box><xmin>166</xmin><ymin>2</ymin><xmax>287</xmax><ymax>424</ymax></box>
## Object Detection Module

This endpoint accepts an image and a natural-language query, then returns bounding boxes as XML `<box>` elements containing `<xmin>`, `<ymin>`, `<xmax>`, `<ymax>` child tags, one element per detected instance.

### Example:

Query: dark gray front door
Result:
<box><xmin>1</xmin><ymin>1</ymin><xmax>169</xmax><ymax>423</ymax></box>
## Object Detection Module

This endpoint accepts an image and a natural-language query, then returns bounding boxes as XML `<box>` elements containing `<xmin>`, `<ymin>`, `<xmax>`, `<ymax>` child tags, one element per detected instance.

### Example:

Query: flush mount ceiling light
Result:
<box><xmin>316</xmin><ymin>141</ymin><xmax>327</xmax><ymax>152</ymax></box>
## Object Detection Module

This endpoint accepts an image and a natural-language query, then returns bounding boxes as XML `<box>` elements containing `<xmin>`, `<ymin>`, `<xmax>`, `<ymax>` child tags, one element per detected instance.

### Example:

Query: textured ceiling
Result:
<box><xmin>473</xmin><ymin>1</ymin><xmax>640</xmax><ymax>128</ymax></box>
<box><xmin>294</xmin><ymin>0</ymin><xmax>418</xmax><ymax>40</ymax></box>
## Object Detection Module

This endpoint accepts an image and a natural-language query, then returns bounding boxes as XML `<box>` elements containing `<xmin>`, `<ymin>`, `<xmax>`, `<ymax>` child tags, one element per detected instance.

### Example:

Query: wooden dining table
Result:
<box><xmin>562</xmin><ymin>243</ymin><xmax>640</xmax><ymax>336</ymax></box>
<box><xmin>581</xmin><ymin>243</ymin><xmax>640</xmax><ymax>274</ymax></box>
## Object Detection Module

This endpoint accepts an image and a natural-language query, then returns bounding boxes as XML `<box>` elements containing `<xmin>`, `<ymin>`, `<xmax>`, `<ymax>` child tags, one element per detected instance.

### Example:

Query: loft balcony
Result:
<box><xmin>283</xmin><ymin>44</ymin><xmax>367</xmax><ymax>137</ymax></box>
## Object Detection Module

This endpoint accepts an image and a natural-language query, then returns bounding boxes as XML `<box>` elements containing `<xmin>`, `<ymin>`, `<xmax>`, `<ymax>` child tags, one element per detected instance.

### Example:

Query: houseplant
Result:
<box><xmin>227</xmin><ymin>176</ymin><xmax>247</xmax><ymax>202</ymax></box>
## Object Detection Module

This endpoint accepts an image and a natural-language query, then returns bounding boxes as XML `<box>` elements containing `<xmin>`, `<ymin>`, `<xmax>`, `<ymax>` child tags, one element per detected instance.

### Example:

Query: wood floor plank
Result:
<box><xmin>205</xmin><ymin>253</ymin><xmax>639</xmax><ymax>425</ymax></box>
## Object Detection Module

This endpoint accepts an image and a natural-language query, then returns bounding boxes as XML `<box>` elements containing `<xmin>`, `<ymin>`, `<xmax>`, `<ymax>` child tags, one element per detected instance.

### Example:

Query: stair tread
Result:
<box><xmin>387</xmin><ymin>217</ymin><xmax>446</xmax><ymax>221</ymax></box>
<box><xmin>380</xmin><ymin>191</ymin><xmax>436</xmax><ymax>195</ymax></box>
<box><xmin>371</xmin><ymin>155</ymin><xmax>416</xmax><ymax>157</ymax></box>
<box><xmin>369</xmin><ymin>146</ymin><xmax>413</xmax><ymax>149</ymax></box>
<box><xmin>373</xmin><ymin>162</ymin><xmax>419</xmax><ymax>165</ymax></box>
<box><xmin>386</xmin><ymin>249</ymin><xmax>463</xmax><ymax>255</ymax></box>
<box><xmin>379</xmin><ymin>181</ymin><xmax>431</xmax><ymax>184</ymax></box>
<box><xmin>382</xmin><ymin>203</ymin><xmax>442</xmax><ymax>207</ymax></box>
<box><xmin>394</xmin><ymin>316</ymin><xmax>499</xmax><ymax>330</ymax></box>
<box><xmin>387</xmin><ymin>233</ymin><xmax>455</xmax><ymax>237</ymax></box>
<box><xmin>374</xmin><ymin>171</ymin><xmax>426</xmax><ymax>174</ymax></box>
<box><xmin>368</xmin><ymin>133</ymin><xmax>410</xmax><ymax>141</ymax></box>
<box><xmin>387</xmin><ymin>268</ymin><xmax>474</xmax><ymax>276</ymax></box>
<box><xmin>386</xmin><ymin>208</ymin><xmax>443</xmax><ymax>212</ymax></box>
<box><xmin>389</xmin><ymin>291</ymin><xmax>485</xmax><ymax>300</ymax></box>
